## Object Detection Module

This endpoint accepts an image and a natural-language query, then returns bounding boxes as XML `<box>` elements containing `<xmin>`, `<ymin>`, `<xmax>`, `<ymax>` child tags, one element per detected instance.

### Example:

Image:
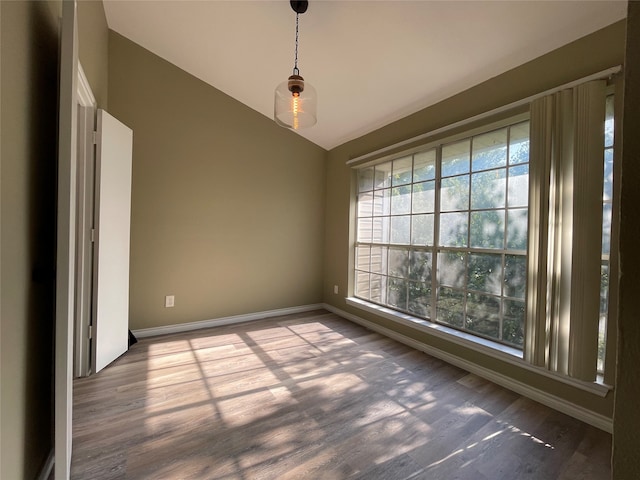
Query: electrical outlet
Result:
<box><xmin>334</xmin><ymin>285</ymin><xmax>339</xmax><ymax>294</ymax></box>
<box><xmin>165</xmin><ymin>295</ymin><xmax>175</xmax><ymax>308</ymax></box>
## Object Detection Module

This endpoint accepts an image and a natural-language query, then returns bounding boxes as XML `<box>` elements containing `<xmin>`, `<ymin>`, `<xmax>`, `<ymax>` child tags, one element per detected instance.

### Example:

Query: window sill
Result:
<box><xmin>346</xmin><ymin>296</ymin><xmax>613</xmax><ymax>398</ymax></box>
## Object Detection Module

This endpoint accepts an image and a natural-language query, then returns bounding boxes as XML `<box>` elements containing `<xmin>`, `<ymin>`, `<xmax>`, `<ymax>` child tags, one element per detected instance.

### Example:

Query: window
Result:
<box><xmin>352</xmin><ymin>79</ymin><xmax>618</xmax><ymax>385</ymax></box>
<box><xmin>598</xmin><ymin>94</ymin><xmax>615</xmax><ymax>374</ymax></box>
<box><xmin>355</xmin><ymin>121</ymin><xmax>530</xmax><ymax>348</ymax></box>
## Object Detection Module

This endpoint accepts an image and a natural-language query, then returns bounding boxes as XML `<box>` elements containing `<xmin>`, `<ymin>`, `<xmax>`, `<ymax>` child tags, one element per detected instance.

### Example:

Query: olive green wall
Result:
<box><xmin>323</xmin><ymin>20</ymin><xmax>626</xmax><ymax>420</ymax></box>
<box><xmin>1</xmin><ymin>4</ymin><xmax>59</xmax><ymax>477</ymax></box>
<box><xmin>77</xmin><ymin>0</ymin><xmax>109</xmax><ymax>107</ymax></box>
<box><xmin>0</xmin><ymin>1</ymin><xmax>108</xmax><ymax>478</ymax></box>
<box><xmin>107</xmin><ymin>32</ymin><xmax>326</xmax><ymax>330</ymax></box>
<box><xmin>613</xmin><ymin>1</ymin><xmax>640</xmax><ymax>477</ymax></box>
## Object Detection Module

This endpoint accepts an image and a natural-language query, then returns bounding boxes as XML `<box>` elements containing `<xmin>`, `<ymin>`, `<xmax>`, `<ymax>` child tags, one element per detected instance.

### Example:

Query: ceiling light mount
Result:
<box><xmin>274</xmin><ymin>0</ymin><xmax>317</xmax><ymax>130</ymax></box>
<box><xmin>290</xmin><ymin>1</ymin><xmax>308</xmax><ymax>15</ymax></box>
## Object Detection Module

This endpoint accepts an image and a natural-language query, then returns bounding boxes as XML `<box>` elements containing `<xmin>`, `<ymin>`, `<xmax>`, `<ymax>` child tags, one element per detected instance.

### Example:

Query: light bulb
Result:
<box><xmin>292</xmin><ymin>92</ymin><xmax>300</xmax><ymax>130</ymax></box>
<box><xmin>274</xmin><ymin>75</ymin><xmax>317</xmax><ymax>129</ymax></box>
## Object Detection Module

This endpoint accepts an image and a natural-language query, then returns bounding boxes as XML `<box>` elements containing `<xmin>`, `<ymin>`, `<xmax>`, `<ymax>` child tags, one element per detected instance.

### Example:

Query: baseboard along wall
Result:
<box><xmin>131</xmin><ymin>304</ymin><xmax>325</xmax><ymax>338</ymax></box>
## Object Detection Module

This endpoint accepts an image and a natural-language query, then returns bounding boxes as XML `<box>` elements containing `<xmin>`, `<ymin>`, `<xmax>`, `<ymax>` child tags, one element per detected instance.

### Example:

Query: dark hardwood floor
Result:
<box><xmin>71</xmin><ymin>310</ymin><xmax>612</xmax><ymax>479</ymax></box>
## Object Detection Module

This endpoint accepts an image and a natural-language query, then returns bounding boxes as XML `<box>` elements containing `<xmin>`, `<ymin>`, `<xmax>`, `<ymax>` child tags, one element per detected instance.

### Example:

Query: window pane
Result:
<box><xmin>392</xmin><ymin>156</ymin><xmax>412</xmax><ymax>186</ymax></box>
<box><xmin>373</xmin><ymin>188</ymin><xmax>391</xmax><ymax>216</ymax></box>
<box><xmin>356</xmin><ymin>271</ymin><xmax>370</xmax><ymax>299</ymax></box>
<box><xmin>472</xmin><ymin>128</ymin><xmax>508</xmax><ymax>172</ymax></box>
<box><xmin>506</xmin><ymin>208</ymin><xmax>528</xmax><ymax>250</ymax></box>
<box><xmin>411</xmin><ymin>214</ymin><xmax>434</xmax><ymax>246</ymax></box>
<box><xmin>436</xmin><ymin>287</ymin><xmax>465</xmax><ymax>328</ymax></box>
<box><xmin>468</xmin><ymin>253</ymin><xmax>502</xmax><ymax>295</ymax></box>
<box><xmin>357</xmin><ymin>217</ymin><xmax>372</xmax><ymax>242</ymax></box>
<box><xmin>442</xmin><ymin>140</ymin><xmax>470</xmax><ymax>177</ymax></box>
<box><xmin>605</xmin><ymin>95</ymin><xmax>614</xmax><ymax>148</ymax></box>
<box><xmin>388</xmin><ymin>247</ymin><xmax>409</xmax><ymax>277</ymax></box>
<box><xmin>412</xmin><ymin>181</ymin><xmax>436</xmax><ymax>214</ymax></box>
<box><xmin>602</xmin><ymin>203</ymin><xmax>612</xmax><ymax>255</ymax></box>
<box><xmin>598</xmin><ymin>263</ymin><xmax>609</xmax><ymax>372</ymax></box>
<box><xmin>438</xmin><ymin>251</ymin><xmax>466</xmax><ymax>288</ymax></box>
<box><xmin>414</xmin><ymin>150</ymin><xmax>436</xmax><ymax>182</ymax></box>
<box><xmin>358</xmin><ymin>191</ymin><xmax>374</xmax><ymax>217</ymax></box>
<box><xmin>470</xmin><ymin>210</ymin><xmax>505</xmax><ymax>249</ymax></box>
<box><xmin>370</xmin><ymin>246</ymin><xmax>388</xmax><ymax>274</ymax></box>
<box><xmin>408</xmin><ymin>281</ymin><xmax>431</xmax><ymax>317</ymax></box>
<box><xmin>372</xmin><ymin>216</ymin><xmax>390</xmax><ymax>243</ymax></box>
<box><xmin>388</xmin><ymin>278</ymin><xmax>408</xmax><ymax>310</ymax></box>
<box><xmin>466</xmin><ymin>293</ymin><xmax>500</xmax><ymax>339</ymax></box>
<box><xmin>600</xmin><ymin>263</ymin><xmax>610</xmax><ymax>317</ymax></box>
<box><xmin>409</xmin><ymin>251</ymin><xmax>432</xmax><ymax>281</ymax></box>
<box><xmin>358</xmin><ymin>168</ymin><xmax>374</xmax><ymax>192</ymax></box>
<box><xmin>504</xmin><ymin>254</ymin><xmax>526</xmax><ymax>299</ymax></box>
<box><xmin>390</xmin><ymin>216</ymin><xmax>411</xmax><ymax>244</ymax></box>
<box><xmin>509</xmin><ymin>121</ymin><xmax>530</xmax><ymax>165</ymax></box>
<box><xmin>603</xmin><ymin>148</ymin><xmax>613</xmax><ymax>201</ymax></box>
<box><xmin>370</xmin><ymin>274</ymin><xmax>387</xmax><ymax>304</ymax></box>
<box><xmin>374</xmin><ymin>162</ymin><xmax>392</xmax><ymax>189</ymax></box>
<box><xmin>356</xmin><ymin>246</ymin><xmax>370</xmax><ymax>271</ymax></box>
<box><xmin>440</xmin><ymin>175</ymin><xmax>469</xmax><ymax>211</ymax></box>
<box><xmin>508</xmin><ymin>165</ymin><xmax>529</xmax><ymax>208</ymax></box>
<box><xmin>391</xmin><ymin>185</ymin><xmax>411</xmax><ymax>215</ymax></box>
<box><xmin>440</xmin><ymin>212</ymin><xmax>468</xmax><ymax>247</ymax></box>
<box><xmin>503</xmin><ymin>299</ymin><xmax>525</xmax><ymax>347</ymax></box>
<box><xmin>471</xmin><ymin>170</ymin><xmax>506</xmax><ymax>210</ymax></box>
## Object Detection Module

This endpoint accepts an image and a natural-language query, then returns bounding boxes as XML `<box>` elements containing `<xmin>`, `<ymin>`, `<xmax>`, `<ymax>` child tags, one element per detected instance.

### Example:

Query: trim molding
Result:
<box><xmin>37</xmin><ymin>450</ymin><xmax>54</xmax><ymax>480</ymax></box>
<box><xmin>77</xmin><ymin>62</ymin><xmax>96</xmax><ymax>107</ymax></box>
<box><xmin>323</xmin><ymin>303</ymin><xmax>613</xmax><ymax>433</ymax></box>
<box><xmin>131</xmin><ymin>304</ymin><xmax>325</xmax><ymax>338</ymax></box>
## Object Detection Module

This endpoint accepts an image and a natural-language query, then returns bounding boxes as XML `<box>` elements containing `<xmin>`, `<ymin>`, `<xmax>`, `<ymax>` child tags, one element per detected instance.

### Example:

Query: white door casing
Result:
<box><xmin>74</xmin><ymin>64</ymin><xmax>96</xmax><ymax>378</ymax></box>
<box><xmin>56</xmin><ymin>0</ymin><xmax>78</xmax><ymax>477</ymax></box>
<box><xmin>56</xmin><ymin>1</ymin><xmax>133</xmax><ymax>476</ymax></box>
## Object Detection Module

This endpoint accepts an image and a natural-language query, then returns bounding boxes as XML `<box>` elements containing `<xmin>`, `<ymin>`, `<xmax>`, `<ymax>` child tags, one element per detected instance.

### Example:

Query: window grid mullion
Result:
<box><xmin>432</xmin><ymin>146</ymin><xmax>443</xmax><ymax>323</ymax></box>
<box><xmin>499</xmin><ymin>125</ymin><xmax>513</xmax><ymax>341</ymax></box>
<box><xmin>410</xmin><ymin>155</ymin><xmax>421</xmax><ymax>310</ymax></box>
<box><xmin>463</xmin><ymin>139</ymin><xmax>474</xmax><ymax>332</ymax></box>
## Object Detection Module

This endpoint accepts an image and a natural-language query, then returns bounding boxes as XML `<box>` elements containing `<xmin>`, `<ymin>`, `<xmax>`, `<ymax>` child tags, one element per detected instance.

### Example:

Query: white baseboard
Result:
<box><xmin>131</xmin><ymin>304</ymin><xmax>325</xmax><ymax>338</ymax></box>
<box><xmin>322</xmin><ymin>303</ymin><xmax>613</xmax><ymax>433</ymax></box>
<box><xmin>37</xmin><ymin>450</ymin><xmax>54</xmax><ymax>480</ymax></box>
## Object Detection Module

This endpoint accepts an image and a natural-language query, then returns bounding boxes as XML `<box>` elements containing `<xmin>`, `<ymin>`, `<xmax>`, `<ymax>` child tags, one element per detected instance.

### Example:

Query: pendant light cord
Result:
<box><xmin>293</xmin><ymin>12</ymin><xmax>300</xmax><ymax>75</ymax></box>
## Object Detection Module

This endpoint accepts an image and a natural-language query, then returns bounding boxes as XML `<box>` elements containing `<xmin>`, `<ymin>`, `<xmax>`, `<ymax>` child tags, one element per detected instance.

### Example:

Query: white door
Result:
<box><xmin>92</xmin><ymin>109</ymin><xmax>133</xmax><ymax>373</ymax></box>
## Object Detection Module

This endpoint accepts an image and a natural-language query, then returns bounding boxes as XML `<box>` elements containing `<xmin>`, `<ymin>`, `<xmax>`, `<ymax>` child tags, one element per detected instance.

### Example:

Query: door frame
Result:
<box><xmin>74</xmin><ymin>64</ymin><xmax>96</xmax><ymax>378</ymax></box>
<box><xmin>55</xmin><ymin>0</ymin><xmax>78</xmax><ymax>477</ymax></box>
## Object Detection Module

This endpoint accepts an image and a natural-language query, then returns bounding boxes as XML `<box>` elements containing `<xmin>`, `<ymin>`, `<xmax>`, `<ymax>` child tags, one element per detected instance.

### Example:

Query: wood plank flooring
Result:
<box><xmin>71</xmin><ymin>310</ymin><xmax>612</xmax><ymax>479</ymax></box>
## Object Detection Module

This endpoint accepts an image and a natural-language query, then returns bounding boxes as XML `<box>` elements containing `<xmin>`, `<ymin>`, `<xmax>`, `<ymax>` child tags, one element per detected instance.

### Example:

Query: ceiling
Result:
<box><xmin>103</xmin><ymin>1</ymin><xmax>627</xmax><ymax>150</ymax></box>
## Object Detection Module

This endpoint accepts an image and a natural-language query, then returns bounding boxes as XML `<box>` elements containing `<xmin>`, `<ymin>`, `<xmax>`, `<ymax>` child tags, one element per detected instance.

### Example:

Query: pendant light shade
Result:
<box><xmin>274</xmin><ymin>74</ymin><xmax>317</xmax><ymax>130</ymax></box>
<box><xmin>274</xmin><ymin>1</ymin><xmax>317</xmax><ymax>130</ymax></box>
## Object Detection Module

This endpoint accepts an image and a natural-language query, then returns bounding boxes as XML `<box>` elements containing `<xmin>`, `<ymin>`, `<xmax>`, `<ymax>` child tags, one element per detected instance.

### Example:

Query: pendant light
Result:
<box><xmin>274</xmin><ymin>0</ymin><xmax>317</xmax><ymax>130</ymax></box>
